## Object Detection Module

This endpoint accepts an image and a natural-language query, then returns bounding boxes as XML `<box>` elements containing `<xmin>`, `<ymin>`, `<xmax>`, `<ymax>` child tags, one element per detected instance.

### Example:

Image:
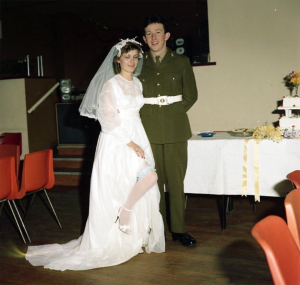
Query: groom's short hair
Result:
<box><xmin>143</xmin><ymin>15</ymin><xmax>168</xmax><ymax>34</ymax></box>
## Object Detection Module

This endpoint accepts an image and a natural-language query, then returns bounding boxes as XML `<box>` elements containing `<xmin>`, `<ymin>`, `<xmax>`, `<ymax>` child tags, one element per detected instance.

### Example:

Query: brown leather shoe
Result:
<box><xmin>172</xmin><ymin>232</ymin><xmax>197</xmax><ymax>246</ymax></box>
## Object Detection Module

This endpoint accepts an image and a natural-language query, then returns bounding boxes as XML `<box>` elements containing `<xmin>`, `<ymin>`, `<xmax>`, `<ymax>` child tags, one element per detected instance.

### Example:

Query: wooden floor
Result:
<box><xmin>0</xmin><ymin>185</ymin><xmax>287</xmax><ymax>285</ymax></box>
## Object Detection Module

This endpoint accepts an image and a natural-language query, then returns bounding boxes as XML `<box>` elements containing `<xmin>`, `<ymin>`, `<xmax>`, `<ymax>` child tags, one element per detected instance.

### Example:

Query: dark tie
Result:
<box><xmin>155</xmin><ymin>56</ymin><xmax>160</xmax><ymax>67</ymax></box>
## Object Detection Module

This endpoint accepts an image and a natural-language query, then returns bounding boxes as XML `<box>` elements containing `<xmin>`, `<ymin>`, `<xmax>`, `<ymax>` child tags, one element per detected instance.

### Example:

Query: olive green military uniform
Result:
<box><xmin>139</xmin><ymin>48</ymin><xmax>198</xmax><ymax>233</ymax></box>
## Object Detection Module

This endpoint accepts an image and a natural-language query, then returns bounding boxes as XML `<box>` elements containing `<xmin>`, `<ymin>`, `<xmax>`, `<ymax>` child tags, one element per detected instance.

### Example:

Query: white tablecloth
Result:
<box><xmin>184</xmin><ymin>133</ymin><xmax>300</xmax><ymax>198</ymax></box>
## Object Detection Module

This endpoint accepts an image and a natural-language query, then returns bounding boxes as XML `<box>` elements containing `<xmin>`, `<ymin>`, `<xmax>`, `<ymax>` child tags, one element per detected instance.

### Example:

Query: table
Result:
<box><xmin>184</xmin><ymin>132</ymin><xmax>300</xmax><ymax>229</ymax></box>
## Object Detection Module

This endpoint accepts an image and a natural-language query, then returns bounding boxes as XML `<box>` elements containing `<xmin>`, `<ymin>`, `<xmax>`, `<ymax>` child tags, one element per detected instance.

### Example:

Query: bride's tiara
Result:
<box><xmin>115</xmin><ymin>37</ymin><xmax>143</xmax><ymax>58</ymax></box>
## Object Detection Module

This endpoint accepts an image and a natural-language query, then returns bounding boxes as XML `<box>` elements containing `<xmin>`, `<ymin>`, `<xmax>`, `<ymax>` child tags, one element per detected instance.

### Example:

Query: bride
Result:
<box><xmin>25</xmin><ymin>38</ymin><xmax>165</xmax><ymax>271</ymax></box>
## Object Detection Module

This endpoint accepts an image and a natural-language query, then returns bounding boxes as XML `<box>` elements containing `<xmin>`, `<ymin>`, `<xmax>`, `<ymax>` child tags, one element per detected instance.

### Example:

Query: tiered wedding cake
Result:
<box><xmin>278</xmin><ymin>95</ymin><xmax>300</xmax><ymax>137</ymax></box>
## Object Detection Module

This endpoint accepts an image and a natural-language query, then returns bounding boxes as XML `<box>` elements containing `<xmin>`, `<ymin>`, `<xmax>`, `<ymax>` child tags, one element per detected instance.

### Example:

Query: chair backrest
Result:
<box><xmin>285</xmin><ymin>188</ymin><xmax>300</xmax><ymax>250</ymax></box>
<box><xmin>252</xmin><ymin>215</ymin><xmax>300</xmax><ymax>285</ymax></box>
<box><xmin>0</xmin><ymin>144</ymin><xmax>21</xmax><ymax>180</ymax></box>
<box><xmin>0</xmin><ymin>156</ymin><xmax>18</xmax><ymax>200</ymax></box>
<box><xmin>286</xmin><ymin>170</ymin><xmax>300</xmax><ymax>189</ymax></box>
<box><xmin>20</xmin><ymin>149</ymin><xmax>55</xmax><ymax>193</ymax></box>
<box><xmin>0</xmin><ymin>133</ymin><xmax>22</xmax><ymax>155</ymax></box>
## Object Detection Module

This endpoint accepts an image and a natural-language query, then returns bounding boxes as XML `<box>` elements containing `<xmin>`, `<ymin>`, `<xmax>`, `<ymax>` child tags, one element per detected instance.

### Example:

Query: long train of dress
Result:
<box><xmin>25</xmin><ymin>75</ymin><xmax>165</xmax><ymax>271</ymax></box>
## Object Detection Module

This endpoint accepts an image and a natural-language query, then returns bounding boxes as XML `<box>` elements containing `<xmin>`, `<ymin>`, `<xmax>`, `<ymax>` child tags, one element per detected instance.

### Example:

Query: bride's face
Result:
<box><xmin>118</xmin><ymin>49</ymin><xmax>139</xmax><ymax>74</ymax></box>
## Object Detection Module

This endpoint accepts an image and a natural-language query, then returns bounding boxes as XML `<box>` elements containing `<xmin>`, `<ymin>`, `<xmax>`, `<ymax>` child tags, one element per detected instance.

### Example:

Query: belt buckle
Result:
<box><xmin>158</xmin><ymin>96</ymin><xmax>168</xmax><ymax>105</ymax></box>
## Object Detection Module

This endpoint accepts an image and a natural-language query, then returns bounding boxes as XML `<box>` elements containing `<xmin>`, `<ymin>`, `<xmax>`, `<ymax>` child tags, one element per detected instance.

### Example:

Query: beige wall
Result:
<box><xmin>0</xmin><ymin>79</ymin><xmax>29</xmax><ymax>158</ymax></box>
<box><xmin>188</xmin><ymin>0</ymin><xmax>300</xmax><ymax>132</ymax></box>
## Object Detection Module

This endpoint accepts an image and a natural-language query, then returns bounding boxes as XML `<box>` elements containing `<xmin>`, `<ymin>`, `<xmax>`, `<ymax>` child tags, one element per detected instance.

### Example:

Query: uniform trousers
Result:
<box><xmin>151</xmin><ymin>141</ymin><xmax>188</xmax><ymax>233</ymax></box>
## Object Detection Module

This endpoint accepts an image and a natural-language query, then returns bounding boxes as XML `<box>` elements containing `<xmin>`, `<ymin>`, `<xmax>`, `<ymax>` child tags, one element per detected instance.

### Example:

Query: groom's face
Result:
<box><xmin>143</xmin><ymin>23</ymin><xmax>170</xmax><ymax>56</ymax></box>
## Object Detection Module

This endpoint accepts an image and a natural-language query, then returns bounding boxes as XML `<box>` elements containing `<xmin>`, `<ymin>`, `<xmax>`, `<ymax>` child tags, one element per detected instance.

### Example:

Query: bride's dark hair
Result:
<box><xmin>113</xmin><ymin>42</ymin><xmax>142</xmax><ymax>74</ymax></box>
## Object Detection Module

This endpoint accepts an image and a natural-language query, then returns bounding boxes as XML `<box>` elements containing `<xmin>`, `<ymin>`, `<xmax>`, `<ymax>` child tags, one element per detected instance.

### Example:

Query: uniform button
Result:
<box><xmin>158</xmin><ymin>94</ymin><xmax>160</xmax><ymax>97</ymax></box>
<box><xmin>157</xmin><ymin>83</ymin><xmax>160</xmax><ymax>86</ymax></box>
<box><xmin>159</xmin><ymin>105</ymin><xmax>162</xmax><ymax>108</ymax></box>
<box><xmin>157</xmin><ymin>73</ymin><xmax>160</xmax><ymax>75</ymax></box>
<box><xmin>173</xmin><ymin>77</ymin><xmax>175</xmax><ymax>80</ymax></box>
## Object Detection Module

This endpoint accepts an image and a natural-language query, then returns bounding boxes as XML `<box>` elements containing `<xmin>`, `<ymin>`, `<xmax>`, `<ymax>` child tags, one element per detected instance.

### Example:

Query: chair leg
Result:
<box><xmin>7</xmin><ymin>201</ymin><xmax>27</xmax><ymax>244</ymax></box>
<box><xmin>12</xmin><ymin>200</ymin><xmax>31</xmax><ymax>243</ymax></box>
<box><xmin>23</xmin><ymin>193</ymin><xmax>36</xmax><ymax>222</ymax></box>
<box><xmin>43</xmin><ymin>189</ymin><xmax>62</xmax><ymax>228</ymax></box>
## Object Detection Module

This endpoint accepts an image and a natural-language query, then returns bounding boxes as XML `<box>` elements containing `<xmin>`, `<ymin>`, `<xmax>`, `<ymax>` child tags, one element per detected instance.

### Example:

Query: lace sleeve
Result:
<box><xmin>97</xmin><ymin>81</ymin><xmax>131</xmax><ymax>144</ymax></box>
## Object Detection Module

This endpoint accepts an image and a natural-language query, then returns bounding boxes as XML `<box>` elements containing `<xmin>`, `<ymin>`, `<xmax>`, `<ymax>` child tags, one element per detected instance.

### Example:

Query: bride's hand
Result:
<box><xmin>127</xmin><ymin>141</ymin><xmax>145</xmax><ymax>159</ymax></box>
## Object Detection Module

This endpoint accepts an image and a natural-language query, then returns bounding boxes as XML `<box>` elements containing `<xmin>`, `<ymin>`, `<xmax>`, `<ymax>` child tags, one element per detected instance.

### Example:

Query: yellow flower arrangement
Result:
<box><xmin>284</xmin><ymin>71</ymin><xmax>300</xmax><ymax>96</ymax></box>
<box><xmin>252</xmin><ymin>125</ymin><xmax>282</xmax><ymax>144</ymax></box>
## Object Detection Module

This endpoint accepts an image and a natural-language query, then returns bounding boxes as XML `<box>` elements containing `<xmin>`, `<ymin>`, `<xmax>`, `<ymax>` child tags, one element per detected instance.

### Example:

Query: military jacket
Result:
<box><xmin>139</xmin><ymin>48</ymin><xmax>198</xmax><ymax>144</ymax></box>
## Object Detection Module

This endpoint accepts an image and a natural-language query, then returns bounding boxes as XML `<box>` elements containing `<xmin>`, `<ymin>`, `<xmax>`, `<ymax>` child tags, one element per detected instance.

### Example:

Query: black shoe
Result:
<box><xmin>172</xmin><ymin>232</ymin><xmax>197</xmax><ymax>246</ymax></box>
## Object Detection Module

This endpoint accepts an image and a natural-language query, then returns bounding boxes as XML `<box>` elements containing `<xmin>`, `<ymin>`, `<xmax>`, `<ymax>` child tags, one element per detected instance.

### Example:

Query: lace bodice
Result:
<box><xmin>114</xmin><ymin>74</ymin><xmax>142</xmax><ymax>97</ymax></box>
<box><xmin>96</xmin><ymin>75</ymin><xmax>144</xmax><ymax>144</ymax></box>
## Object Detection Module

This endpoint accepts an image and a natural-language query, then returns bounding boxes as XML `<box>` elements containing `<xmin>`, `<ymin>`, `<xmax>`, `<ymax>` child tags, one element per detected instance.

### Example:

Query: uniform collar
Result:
<box><xmin>144</xmin><ymin>48</ymin><xmax>175</xmax><ymax>69</ymax></box>
<box><xmin>150</xmin><ymin>49</ymin><xmax>168</xmax><ymax>62</ymax></box>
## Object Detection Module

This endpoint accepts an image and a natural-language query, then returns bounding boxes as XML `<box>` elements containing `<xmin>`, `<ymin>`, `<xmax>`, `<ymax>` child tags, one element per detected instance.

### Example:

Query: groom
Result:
<box><xmin>139</xmin><ymin>15</ymin><xmax>198</xmax><ymax>246</ymax></box>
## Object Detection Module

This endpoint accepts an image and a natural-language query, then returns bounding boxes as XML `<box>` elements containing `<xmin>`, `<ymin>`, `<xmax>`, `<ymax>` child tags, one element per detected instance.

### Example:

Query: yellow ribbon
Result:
<box><xmin>253</xmin><ymin>141</ymin><xmax>260</xmax><ymax>202</ymax></box>
<box><xmin>241</xmin><ymin>139</ymin><xmax>260</xmax><ymax>202</ymax></box>
<box><xmin>242</xmin><ymin>139</ymin><xmax>251</xmax><ymax>197</ymax></box>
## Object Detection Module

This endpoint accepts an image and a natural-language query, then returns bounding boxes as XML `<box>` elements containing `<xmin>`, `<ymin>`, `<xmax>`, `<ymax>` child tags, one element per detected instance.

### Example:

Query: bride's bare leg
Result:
<box><xmin>118</xmin><ymin>167</ymin><xmax>157</xmax><ymax>234</ymax></box>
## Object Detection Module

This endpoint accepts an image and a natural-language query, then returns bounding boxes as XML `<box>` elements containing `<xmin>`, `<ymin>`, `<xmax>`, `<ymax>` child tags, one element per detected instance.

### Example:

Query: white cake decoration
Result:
<box><xmin>278</xmin><ymin>95</ymin><xmax>300</xmax><ymax>138</ymax></box>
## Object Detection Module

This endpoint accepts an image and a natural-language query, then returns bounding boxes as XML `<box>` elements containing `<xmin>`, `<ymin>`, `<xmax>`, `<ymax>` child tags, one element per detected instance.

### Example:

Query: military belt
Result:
<box><xmin>144</xmin><ymin>95</ymin><xmax>182</xmax><ymax>106</ymax></box>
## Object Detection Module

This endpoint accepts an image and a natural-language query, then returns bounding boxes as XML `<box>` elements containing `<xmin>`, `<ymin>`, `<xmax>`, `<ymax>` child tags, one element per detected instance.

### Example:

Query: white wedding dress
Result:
<box><xmin>25</xmin><ymin>74</ymin><xmax>165</xmax><ymax>271</ymax></box>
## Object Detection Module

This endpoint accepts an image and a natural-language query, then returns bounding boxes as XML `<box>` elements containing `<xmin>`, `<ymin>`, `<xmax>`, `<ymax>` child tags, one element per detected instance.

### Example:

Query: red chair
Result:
<box><xmin>286</xmin><ymin>170</ymin><xmax>300</xmax><ymax>189</ymax></box>
<box><xmin>20</xmin><ymin>149</ymin><xmax>62</xmax><ymax>228</ymax></box>
<box><xmin>0</xmin><ymin>133</ymin><xmax>22</xmax><ymax>155</ymax></box>
<box><xmin>284</xmin><ymin>188</ymin><xmax>300</xmax><ymax>250</ymax></box>
<box><xmin>0</xmin><ymin>156</ymin><xmax>30</xmax><ymax>244</ymax></box>
<box><xmin>252</xmin><ymin>215</ymin><xmax>300</xmax><ymax>285</ymax></box>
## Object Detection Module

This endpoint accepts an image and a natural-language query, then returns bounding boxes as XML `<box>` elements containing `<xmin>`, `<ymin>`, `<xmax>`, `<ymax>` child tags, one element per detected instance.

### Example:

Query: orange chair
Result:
<box><xmin>0</xmin><ymin>132</ymin><xmax>22</xmax><ymax>155</ymax></box>
<box><xmin>284</xmin><ymin>188</ymin><xmax>300</xmax><ymax>250</ymax></box>
<box><xmin>0</xmin><ymin>156</ymin><xmax>30</xmax><ymax>244</ymax></box>
<box><xmin>20</xmin><ymin>149</ymin><xmax>62</xmax><ymax>228</ymax></box>
<box><xmin>0</xmin><ymin>144</ymin><xmax>25</xmax><ymax>214</ymax></box>
<box><xmin>286</xmin><ymin>170</ymin><xmax>300</xmax><ymax>189</ymax></box>
<box><xmin>252</xmin><ymin>215</ymin><xmax>300</xmax><ymax>285</ymax></box>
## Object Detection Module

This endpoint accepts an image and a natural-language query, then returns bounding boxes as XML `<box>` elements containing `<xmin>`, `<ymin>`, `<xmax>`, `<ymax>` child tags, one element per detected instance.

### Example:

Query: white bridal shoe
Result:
<box><xmin>115</xmin><ymin>205</ymin><xmax>132</xmax><ymax>235</ymax></box>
